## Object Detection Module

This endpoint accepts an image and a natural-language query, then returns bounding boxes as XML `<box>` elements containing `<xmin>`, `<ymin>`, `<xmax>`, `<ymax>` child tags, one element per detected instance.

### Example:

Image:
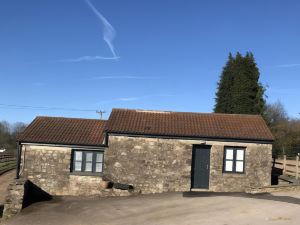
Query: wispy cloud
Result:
<box><xmin>120</xmin><ymin>94</ymin><xmax>175</xmax><ymax>100</ymax></box>
<box><xmin>275</xmin><ymin>63</ymin><xmax>300</xmax><ymax>68</ymax></box>
<box><xmin>58</xmin><ymin>55</ymin><xmax>119</xmax><ymax>63</ymax></box>
<box><xmin>88</xmin><ymin>75</ymin><xmax>158</xmax><ymax>80</ymax></box>
<box><xmin>27</xmin><ymin>1</ymin><xmax>118</xmax><ymax>64</ymax></box>
<box><xmin>84</xmin><ymin>0</ymin><xmax>118</xmax><ymax>58</ymax></box>
<box><xmin>117</xmin><ymin>97</ymin><xmax>140</xmax><ymax>101</ymax></box>
<box><xmin>97</xmin><ymin>94</ymin><xmax>176</xmax><ymax>105</ymax></box>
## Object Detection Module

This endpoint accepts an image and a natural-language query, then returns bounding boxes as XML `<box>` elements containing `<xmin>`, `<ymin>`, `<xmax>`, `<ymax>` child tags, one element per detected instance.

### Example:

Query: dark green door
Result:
<box><xmin>191</xmin><ymin>145</ymin><xmax>211</xmax><ymax>189</ymax></box>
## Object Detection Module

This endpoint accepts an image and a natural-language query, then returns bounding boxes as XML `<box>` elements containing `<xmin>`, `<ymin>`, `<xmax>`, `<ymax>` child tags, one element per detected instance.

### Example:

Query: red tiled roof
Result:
<box><xmin>105</xmin><ymin>108</ymin><xmax>274</xmax><ymax>142</ymax></box>
<box><xmin>17</xmin><ymin>116</ymin><xmax>106</xmax><ymax>146</ymax></box>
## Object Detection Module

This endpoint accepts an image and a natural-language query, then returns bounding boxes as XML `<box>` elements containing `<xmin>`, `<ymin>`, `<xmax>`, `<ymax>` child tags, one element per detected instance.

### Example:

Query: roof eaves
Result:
<box><xmin>19</xmin><ymin>140</ymin><xmax>107</xmax><ymax>148</ymax></box>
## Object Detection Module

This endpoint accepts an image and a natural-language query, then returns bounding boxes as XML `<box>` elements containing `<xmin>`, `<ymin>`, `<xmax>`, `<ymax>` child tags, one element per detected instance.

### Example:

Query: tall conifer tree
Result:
<box><xmin>214</xmin><ymin>52</ymin><xmax>266</xmax><ymax>114</ymax></box>
<box><xmin>214</xmin><ymin>53</ymin><xmax>234</xmax><ymax>113</ymax></box>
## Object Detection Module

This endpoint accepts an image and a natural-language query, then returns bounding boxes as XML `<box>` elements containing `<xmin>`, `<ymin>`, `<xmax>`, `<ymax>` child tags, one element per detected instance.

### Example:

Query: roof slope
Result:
<box><xmin>18</xmin><ymin>116</ymin><xmax>106</xmax><ymax>146</ymax></box>
<box><xmin>105</xmin><ymin>108</ymin><xmax>274</xmax><ymax>142</ymax></box>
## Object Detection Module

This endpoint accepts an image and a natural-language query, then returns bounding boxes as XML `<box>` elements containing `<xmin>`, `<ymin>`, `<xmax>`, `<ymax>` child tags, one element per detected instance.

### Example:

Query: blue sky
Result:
<box><xmin>1</xmin><ymin>0</ymin><xmax>300</xmax><ymax>123</ymax></box>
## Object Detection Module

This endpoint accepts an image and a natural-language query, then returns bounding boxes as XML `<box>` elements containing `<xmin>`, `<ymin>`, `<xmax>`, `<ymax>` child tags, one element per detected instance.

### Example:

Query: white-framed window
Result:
<box><xmin>223</xmin><ymin>147</ymin><xmax>245</xmax><ymax>173</ymax></box>
<box><xmin>72</xmin><ymin>150</ymin><xmax>104</xmax><ymax>174</ymax></box>
<box><xmin>74</xmin><ymin>151</ymin><xmax>83</xmax><ymax>172</ymax></box>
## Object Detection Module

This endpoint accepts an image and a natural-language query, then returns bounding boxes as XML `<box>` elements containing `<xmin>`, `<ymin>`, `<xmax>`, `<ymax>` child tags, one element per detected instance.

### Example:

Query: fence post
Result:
<box><xmin>283</xmin><ymin>155</ymin><xmax>287</xmax><ymax>174</ymax></box>
<box><xmin>296</xmin><ymin>155</ymin><xmax>299</xmax><ymax>179</ymax></box>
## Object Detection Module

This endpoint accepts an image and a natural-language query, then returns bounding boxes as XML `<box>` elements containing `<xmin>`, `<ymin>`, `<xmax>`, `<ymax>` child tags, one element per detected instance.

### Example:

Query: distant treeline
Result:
<box><xmin>264</xmin><ymin>102</ymin><xmax>300</xmax><ymax>157</ymax></box>
<box><xmin>0</xmin><ymin>121</ymin><xmax>27</xmax><ymax>155</ymax></box>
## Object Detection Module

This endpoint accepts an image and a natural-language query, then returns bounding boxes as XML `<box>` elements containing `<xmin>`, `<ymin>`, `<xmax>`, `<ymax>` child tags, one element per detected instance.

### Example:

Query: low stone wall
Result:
<box><xmin>2</xmin><ymin>179</ymin><xmax>26</xmax><ymax>220</ymax></box>
<box><xmin>1</xmin><ymin>179</ymin><xmax>134</xmax><ymax>222</ymax></box>
<box><xmin>246</xmin><ymin>184</ymin><xmax>300</xmax><ymax>194</ymax></box>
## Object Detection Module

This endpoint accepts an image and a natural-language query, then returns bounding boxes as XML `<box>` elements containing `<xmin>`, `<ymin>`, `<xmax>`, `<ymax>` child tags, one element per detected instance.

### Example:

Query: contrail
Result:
<box><xmin>59</xmin><ymin>55</ymin><xmax>119</xmax><ymax>62</ymax></box>
<box><xmin>84</xmin><ymin>0</ymin><xmax>118</xmax><ymax>58</ymax></box>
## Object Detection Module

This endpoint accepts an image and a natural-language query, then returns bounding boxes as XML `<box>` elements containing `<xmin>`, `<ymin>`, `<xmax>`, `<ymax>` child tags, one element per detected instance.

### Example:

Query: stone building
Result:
<box><xmin>16</xmin><ymin>108</ymin><xmax>274</xmax><ymax>195</ymax></box>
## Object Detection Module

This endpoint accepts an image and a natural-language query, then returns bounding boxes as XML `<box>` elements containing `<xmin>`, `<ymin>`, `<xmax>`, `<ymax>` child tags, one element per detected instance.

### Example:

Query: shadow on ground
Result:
<box><xmin>183</xmin><ymin>191</ymin><xmax>300</xmax><ymax>205</ymax></box>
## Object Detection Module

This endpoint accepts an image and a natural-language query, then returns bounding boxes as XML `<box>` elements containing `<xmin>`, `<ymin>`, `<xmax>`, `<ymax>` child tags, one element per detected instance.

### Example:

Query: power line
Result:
<box><xmin>0</xmin><ymin>103</ymin><xmax>98</xmax><ymax>112</ymax></box>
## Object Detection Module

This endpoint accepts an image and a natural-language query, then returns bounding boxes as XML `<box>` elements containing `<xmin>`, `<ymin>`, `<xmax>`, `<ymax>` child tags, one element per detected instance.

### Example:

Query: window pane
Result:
<box><xmin>75</xmin><ymin>151</ymin><xmax>82</xmax><ymax>161</ymax></box>
<box><xmin>95</xmin><ymin>163</ymin><xmax>102</xmax><ymax>172</ymax></box>
<box><xmin>96</xmin><ymin>153</ymin><xmax>103</xmax><ymax>163</ymax></box>
<box><xmin>226</xmin><ymin>149</ymin><xmax>234</xmax><ymax>160</ymax></box>
<box><xmin>86</xmin><ymin>153</ymin><xmax>93</xmax><ymax>162</ymax></box>
<box><xmin>85</xmin><ymin>162</ymin><xmax>92</xmax><ymax>172</ymax></box>
<box><xmin>225</xmin><ymin>160</ymin><xmax>233</xmax><ymax>171</ymax></box>
<box><xmin>236</xmin><ymin>150</ymin><xmax>244</xmax><ymax>161</ymax></box>
<box><xmin>236</xmin><ymin>161</ymin><xmax>244</xmax><ymax>172</ymax></box>
<box><xmin>75</xmin><ymin>161</ymin><xmax>82</xmax><ymax>171</ymax></box>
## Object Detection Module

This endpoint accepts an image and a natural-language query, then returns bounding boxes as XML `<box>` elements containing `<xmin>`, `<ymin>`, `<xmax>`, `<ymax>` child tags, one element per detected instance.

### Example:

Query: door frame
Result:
<box><xmin>191</xmin><ymin>145</ymin><xmax>211</xmax><ymax>189</ymax></box>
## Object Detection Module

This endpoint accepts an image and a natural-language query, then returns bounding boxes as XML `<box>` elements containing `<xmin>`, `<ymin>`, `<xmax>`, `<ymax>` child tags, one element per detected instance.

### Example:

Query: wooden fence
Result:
<box><xmin>0</xmin><ymin>153</ymin><xmax>16</xmax><ymax>175</ymax></box>
<box><xmin>274</xmin><ymin>155</ymin><xmax>300</xmax><ymax>179</ymax></box>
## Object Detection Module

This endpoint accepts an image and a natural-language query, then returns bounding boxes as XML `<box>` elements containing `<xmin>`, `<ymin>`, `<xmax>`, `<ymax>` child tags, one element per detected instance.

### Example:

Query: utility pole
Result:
<box><xmin>96</xmin><ymin>110</ymin><xmax>106</xmax><ymax>119</ymax></box>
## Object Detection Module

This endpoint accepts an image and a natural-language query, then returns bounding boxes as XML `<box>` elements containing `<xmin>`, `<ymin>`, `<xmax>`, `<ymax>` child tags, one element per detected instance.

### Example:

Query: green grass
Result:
<box><xmin>0</xmin><ymin>161</ymin><xmax>16</xmax><ymax>175</ymax></box>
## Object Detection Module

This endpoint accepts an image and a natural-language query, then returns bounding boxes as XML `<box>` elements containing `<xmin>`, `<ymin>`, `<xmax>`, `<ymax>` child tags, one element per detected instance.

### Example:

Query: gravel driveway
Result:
<box><xmin>4</xmin><ymin>191</ymin><xmax>300</xmax><ymax>225</ymax></box>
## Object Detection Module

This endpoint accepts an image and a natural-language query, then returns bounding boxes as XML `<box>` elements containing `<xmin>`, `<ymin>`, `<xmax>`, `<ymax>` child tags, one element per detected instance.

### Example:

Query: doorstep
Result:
<box><xmin>190</xmin><ymin>188</ymin><xmax>210</xmax><ymax>192</ymax></box>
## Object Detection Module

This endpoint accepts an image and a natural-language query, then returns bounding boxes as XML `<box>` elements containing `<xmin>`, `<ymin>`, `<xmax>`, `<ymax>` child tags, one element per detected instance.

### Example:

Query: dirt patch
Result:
<box><xmin>0</xmin><ymin>170</ymin><xmax>15</xmax><ymax>204</ymax></box>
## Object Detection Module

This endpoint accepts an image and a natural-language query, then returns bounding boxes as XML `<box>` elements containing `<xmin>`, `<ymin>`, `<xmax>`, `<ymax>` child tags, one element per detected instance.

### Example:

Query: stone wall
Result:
<box><xmin>104</xmin><ymin>136</ymin><xmax>192</xmax><ymax>194</ymax></box>
<box><xmin>104</xmin><ymin>135</ymin><xmax>272</xmax><ymax>193</ymax></box>
<box><xmin>20</xmin><ymin>145</ymin><xmax>106</xmax><ymax>196</ymax></box>
<box><xmin>2</xmin><ymin>179</ymin><xmax>26</xmax><ymax>220</ymax></box>
<box><xmin>2</xmin><ymin>179</ymin><xmax>53</xmax><ymax>221</ymax></box>
<box><xmin>20</xmin><ymin>136</ymin><xmax>272</xmax><ymax>196</ymax></box>
<box><xmin>209</xmin><ymin>143</ymin><xmax>272</xmax><ymax>192</ymax></box>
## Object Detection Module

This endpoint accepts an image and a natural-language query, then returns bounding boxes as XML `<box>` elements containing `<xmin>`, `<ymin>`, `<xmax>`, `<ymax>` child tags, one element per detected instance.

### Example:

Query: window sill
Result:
<box><xmin>222</xmin><ymin>172</ymin><xmax>245</xmax><ymax>176</ymax></box>
<box><xmin>70</xmin><ymin>172</ymin><xmax>103</xmax><ymax>177</ymax></box>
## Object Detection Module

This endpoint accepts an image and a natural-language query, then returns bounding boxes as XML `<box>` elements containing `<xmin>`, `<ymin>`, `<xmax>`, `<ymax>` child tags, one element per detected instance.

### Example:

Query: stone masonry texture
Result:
<box><xmin>20</xmin><ymin>145</ymin><xmax>134</xmax><ymax>197</ymax></box>
<box><xmin>104</xmin><ymin>135</ymin><xmax>272</xmax><ymax>193</ymax></box>
<box><xmin>20</xmin><ymin>136</ymin><xmax>272</xmax><ymax>195</ymax></box>
<box><xmin>2</xmin><ymin>179</ymin><xmax>26</xmax><ymax>220</ymax></box>
<box><xmin>20</xmin><ymin>145</ymin><xmax>106</xmax><ymax>196</ymax></box>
